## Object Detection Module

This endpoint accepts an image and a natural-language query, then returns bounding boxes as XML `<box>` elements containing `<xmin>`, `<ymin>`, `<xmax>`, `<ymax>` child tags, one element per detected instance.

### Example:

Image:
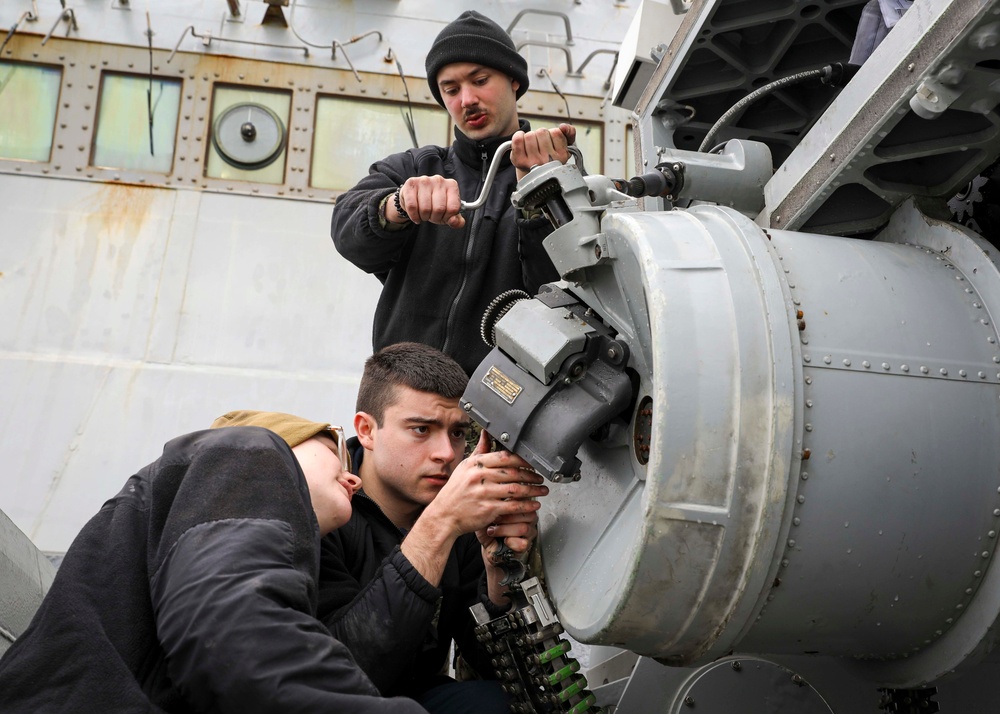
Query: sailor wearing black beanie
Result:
<box><xmin>333</xmin><ymin>8</ymin><xmax>578</xmax><ymax>399</ymax></box>
<box><xmin>425</xmin><ymin>10</ymin><xmax>530</xmax><ymax>107</ymax></box>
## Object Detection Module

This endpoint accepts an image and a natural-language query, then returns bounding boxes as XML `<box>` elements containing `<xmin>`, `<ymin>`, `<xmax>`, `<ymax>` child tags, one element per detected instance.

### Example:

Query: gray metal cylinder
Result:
<box><xmin>538</xmin><ymin>200</ymin><xmax>1000</xmax><ymax>687</ymax></box>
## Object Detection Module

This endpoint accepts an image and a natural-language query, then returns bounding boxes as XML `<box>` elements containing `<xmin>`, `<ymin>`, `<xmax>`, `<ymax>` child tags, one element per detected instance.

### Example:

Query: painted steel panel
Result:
<box><xmin>0</xmin><ymin>174</ymin><xmax>379</xmax><ymax>551</ymax></box>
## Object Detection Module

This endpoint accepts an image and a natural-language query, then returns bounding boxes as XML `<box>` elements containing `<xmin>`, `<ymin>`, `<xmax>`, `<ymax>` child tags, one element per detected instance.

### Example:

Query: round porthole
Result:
<box><xmin>211</xmin><ymin>102</ymin><xmax>286</xmax><ymax>170</ymax></box>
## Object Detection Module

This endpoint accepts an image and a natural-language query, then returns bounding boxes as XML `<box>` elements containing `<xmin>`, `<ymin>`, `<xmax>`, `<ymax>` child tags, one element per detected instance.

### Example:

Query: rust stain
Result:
<box><xmin>88</xmin><ymin>183</ymin><xmax>155</xmax><ymax>241</ymax></box>
<box><xmin>78</xmin><ymin>183</ymin><xmax>158</xmax><ymax>296</ymax></box>
<box><xmin>193</xmin><ymin>53</ymin><xmax>307</xmax><ymax>88</ymax></box>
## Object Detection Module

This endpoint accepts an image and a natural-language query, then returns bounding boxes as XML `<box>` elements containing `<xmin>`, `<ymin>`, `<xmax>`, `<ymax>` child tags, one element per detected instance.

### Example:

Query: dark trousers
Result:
<box><xmin>415</xmin><ymin>678</ymin><xmax>511</xmax><ymax>714</ymax></box>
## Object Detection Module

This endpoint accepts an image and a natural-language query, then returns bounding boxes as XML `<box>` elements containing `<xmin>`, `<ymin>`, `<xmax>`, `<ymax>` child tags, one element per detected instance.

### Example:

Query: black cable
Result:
<box><xmin>698</xmin><ymin>68</ymin><xmax>823</xmax><ymax>152</ymax></box>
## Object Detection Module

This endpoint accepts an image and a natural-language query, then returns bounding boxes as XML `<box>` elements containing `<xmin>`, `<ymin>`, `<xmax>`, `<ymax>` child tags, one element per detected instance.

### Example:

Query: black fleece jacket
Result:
<box><xmin>331</xmin><ymin>120</ymin><xmax>559</xmax><ymax>375</ymax></box>
<box><xmin>316</xmin><ymin>438</ymin><xmax>507</xmax><ymax>699</ymax></box>
<box><xmin>0</xmin><ymin>427</ymin><xmax>426</xmax><ymax>714</ymax></box>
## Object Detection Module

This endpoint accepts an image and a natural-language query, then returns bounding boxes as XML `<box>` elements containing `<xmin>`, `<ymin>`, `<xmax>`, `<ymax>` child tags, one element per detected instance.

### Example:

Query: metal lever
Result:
<box><xmin>459</xmin><ymin>141</ymin><xmax>585</xmax><ymax>212</ymax></box>
<box><xmin>460</xmin><ymin>141</ymin><xmax>513</xmax><ymax>211</ymax></box>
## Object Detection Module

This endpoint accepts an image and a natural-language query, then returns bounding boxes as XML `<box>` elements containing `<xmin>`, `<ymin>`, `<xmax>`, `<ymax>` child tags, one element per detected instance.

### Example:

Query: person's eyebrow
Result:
<box><xmin>403</xmin><ymin>416</ymin><xmax>473</xmax><ymax>429</ymax></box>
<box><xmin>439</xmin><ymin>65</ymin><xmax>490</xmax><ymax>86</ymax></box>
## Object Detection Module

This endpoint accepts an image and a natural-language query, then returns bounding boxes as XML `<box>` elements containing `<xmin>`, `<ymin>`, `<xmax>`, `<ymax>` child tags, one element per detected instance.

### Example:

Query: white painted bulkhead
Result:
<box><xmin>0</xmin><ymin>0</ymin><xmax>636</xmax><ymax>555</ymax></box>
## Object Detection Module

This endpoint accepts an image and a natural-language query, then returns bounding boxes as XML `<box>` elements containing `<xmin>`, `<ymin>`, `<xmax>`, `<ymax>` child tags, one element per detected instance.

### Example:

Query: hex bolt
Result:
<box><xmin>684</xmin><ymin>696</ymin><xmax>695</xmax><ymax>707</ymax></box>
<box><xmin>731</xmin><ymin>661</ymin><xmax>741</xmax><ymax>671</ymax></box>
<box><xmin>500</xmin><ymin>432</ymin><xmax>510</xmax><ymax>443</ymax></box>
<box><xmin>463</xmin><ymin>402</ymin><xmax>472</xmax><ymax>412</ymax></box>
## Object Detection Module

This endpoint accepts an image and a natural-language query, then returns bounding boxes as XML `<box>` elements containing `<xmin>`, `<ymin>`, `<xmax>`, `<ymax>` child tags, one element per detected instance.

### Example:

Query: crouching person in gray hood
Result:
<box><xmin>0</xmin><ymin>410</ymin><xmax>428</xmax><ymax>714</ymax></box>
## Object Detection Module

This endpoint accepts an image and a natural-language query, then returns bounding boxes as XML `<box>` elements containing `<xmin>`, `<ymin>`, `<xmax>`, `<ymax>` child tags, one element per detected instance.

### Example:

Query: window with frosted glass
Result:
<box><xmin>92</xmin><ymin>73</ymin><xmax>181</xmax><ymax>173</ymax></box>
<box><xmin>206</xmin><ymin>86</ymin><xmax>291</xmax><ymax>184</ymax></box>
<box><xmin>522</xmin><ymin>116</ymin><xmax>603</xmax><ymax>175</ymax></box>
<box><xmin>311</xmin><ymin>97</ymin><xmax>449</xmax><ymax>191</ymax></box>
<box><xmin>0</xmin><ymin>61</ymin><xmax>61</xmax><ymax>162</ymax></box>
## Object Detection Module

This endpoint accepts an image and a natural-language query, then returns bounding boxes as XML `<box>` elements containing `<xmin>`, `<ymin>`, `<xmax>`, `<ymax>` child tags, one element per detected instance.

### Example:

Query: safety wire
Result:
<box><xmin>0</xmin><ymin>7</ymin><xmax>40</xmax><ymax>86</ymax></box>
<box><xmin>286</xmin><ymin>0</ymin><xmax>374</xmax><ymax>82</ymax></box>
<box><xmin>393</xmin><ymin>53</ymin><xmax>419</xmax><ymax>149</ymax></box>
<box><xmin>145</xmin><ymin>11</ymin><xmax>155</xmax><ymax>156</ymax></box>
<box><xmin>539</xmin><ymin>68</ymin><xmax>572</xmax><ymax>120</ymax></box>
<box><xmin>0</xmin><ymin>64</ymin><xmax>13</xmax><ymax>101</ymax></box>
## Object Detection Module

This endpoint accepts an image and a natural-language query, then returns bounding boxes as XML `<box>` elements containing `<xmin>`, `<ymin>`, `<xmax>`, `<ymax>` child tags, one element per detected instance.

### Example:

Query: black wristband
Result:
<box><xmin>393</xmin><ymin>187</ymin><xmax>410</xmax><ymax>222</ymax></box>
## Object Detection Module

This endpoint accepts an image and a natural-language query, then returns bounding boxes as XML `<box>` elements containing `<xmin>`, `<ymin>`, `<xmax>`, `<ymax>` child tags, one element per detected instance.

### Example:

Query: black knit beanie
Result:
<box><xmin>425</xmin><ymin>11</ymin><xmax>529</xmax><ymax>107</ymax></box>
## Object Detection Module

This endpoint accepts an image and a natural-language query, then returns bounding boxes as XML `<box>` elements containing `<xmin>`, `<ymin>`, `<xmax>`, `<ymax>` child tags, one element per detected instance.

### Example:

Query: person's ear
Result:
<box><xmin>510</xmin><ymin>78</ymin><xmax>520</xmax><ymax>95</ymax></box>
<box><xmin>354</xmin><ymin>411</ymin><xmax>378</xmax><ymax>450</ymax></box>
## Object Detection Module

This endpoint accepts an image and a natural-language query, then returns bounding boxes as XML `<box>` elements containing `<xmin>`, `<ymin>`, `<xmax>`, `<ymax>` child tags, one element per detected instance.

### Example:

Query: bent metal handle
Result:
<box><xmin>460</xmin><ymin>141</ymin><xmax>513</xmax><ymax>211</ymax></box>
<box><xmin>459</xmin><ymin>141</ymin><xmax>586</xmax><ymax>212</ymax></box>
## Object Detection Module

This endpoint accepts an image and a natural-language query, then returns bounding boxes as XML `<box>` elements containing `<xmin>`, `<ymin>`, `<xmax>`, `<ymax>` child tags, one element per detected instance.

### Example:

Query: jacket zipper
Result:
<box><xmin>442</xmin><ymin>147</ymin><xmax>488</xmax><ymax>357</ymax></box>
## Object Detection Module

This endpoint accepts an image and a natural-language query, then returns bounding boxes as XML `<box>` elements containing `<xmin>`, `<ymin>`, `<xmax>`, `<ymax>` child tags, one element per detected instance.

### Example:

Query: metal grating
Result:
<box><xmin>659</xmin><ymin>0</ymin><xmax>867</xmax><ymax>166</ymax></box>
<box><xmin>800</xmin><ymin>64</ymin><xmax>1000</xmax><ymax>235</ymax></box>
<box><xmin>651</xmin><ymin>0</ymin><xmax>1000</xmax><ymax>238</ymax></box>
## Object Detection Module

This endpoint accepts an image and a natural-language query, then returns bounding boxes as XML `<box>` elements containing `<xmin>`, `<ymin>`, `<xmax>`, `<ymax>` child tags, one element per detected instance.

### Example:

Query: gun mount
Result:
<box><xmin>462</xmin><ymin>1</ymin><xmax>1000</xmax><ymax>711</ymax></box>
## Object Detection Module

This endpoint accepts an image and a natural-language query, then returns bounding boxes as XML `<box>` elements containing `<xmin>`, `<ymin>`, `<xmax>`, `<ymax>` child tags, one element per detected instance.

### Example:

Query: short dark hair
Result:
<box><xmin>357</xmin><ymin>342</ymin><xmax>469</xmax><ymax>424</ymax></box>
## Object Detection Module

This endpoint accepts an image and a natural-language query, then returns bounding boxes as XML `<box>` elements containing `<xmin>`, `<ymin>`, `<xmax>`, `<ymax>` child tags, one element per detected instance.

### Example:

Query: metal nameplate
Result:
<box><xmin>482</xmin><ymin>365</ymin><xmax>523</xmax><ymax>405</ymax></box>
